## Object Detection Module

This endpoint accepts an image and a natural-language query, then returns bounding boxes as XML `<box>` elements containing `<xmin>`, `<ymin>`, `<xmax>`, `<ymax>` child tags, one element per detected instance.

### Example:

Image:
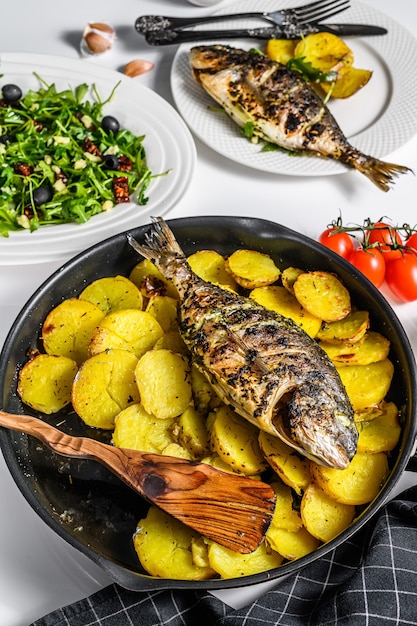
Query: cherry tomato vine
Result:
<box><xmin>318</xmin><ymin>216</ymin><xmax>417</xmax><ymax>302</ymax></box>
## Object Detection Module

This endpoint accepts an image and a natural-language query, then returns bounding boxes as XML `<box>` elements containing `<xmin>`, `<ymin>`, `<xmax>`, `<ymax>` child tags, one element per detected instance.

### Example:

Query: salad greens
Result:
<box><xmin>0</xmin><ymin>75</ymin><xmax>164</xmax><ymax>237</ymax></box>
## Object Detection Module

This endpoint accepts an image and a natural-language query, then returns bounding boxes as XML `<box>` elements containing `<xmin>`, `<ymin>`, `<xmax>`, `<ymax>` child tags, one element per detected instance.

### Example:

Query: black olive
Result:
<box><xmin>0</xmin><ymin>133</ymin><xmax>13</xmax><ymax>144</ymax></box>
<box><xmin>33</xmin><ymin>186</ymin><xmax>53</xmax><ymax>206</ymax></box>
<box><xmin>2</xmin><ymin>84</ymin><xmax>23</xmax><ymax>104</ymax></box>
<box><xmin>101</xmin><ymin>115</ymin><xmax>120</xmax><ymax>133</ymax></box>
<box><xmin>102</xmin><ymin>154</ymin><xmax>119</xmax><ymax>170</ymax></box>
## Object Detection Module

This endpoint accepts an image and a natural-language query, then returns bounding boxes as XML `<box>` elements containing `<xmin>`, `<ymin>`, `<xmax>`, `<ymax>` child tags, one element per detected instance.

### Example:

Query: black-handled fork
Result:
<box><xmin>136</xmin><ymin>0</ymin><xmax>350</xmax><ymax>33</ymax></box>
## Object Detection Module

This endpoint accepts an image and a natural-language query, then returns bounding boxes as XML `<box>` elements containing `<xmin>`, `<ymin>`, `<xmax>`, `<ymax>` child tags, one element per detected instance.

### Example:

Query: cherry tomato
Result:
<box><xmin>367</xmin><ymin>221</ymin><xmax>403</xmax><ymax>263</ymax></box>
<box><xmin>348</xmin><ymin>247</ymin><xmax>386</xmax><ymax>288</ymax></box>
<box><xmin>406</xmin><ymin>232</ymin><xmax>417</xmax><ymax>252</ymax></box>
<box><xmin>318</xmin><ymin>227</ymin><xmax>355</xmax><ymax>258</ymax></box>
<box><xmin>385</xmin><ymin>251</ymin><xmax>417</xmax><ymax>302</ymax></box>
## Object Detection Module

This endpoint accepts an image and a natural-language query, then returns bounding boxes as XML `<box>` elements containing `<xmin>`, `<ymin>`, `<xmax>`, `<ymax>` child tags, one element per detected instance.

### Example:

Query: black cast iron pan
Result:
<box><xmin>0</xmin><ymin>216</ymin><xmax>416</xmax><ymax>591</ymax></box>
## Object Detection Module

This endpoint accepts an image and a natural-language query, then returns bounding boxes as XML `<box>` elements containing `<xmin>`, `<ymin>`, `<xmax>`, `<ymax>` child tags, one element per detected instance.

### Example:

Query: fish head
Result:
<box><xmin>271</xmin><ymin>383</ymin><xmax>358</xmax><ymax>469</ymax></box>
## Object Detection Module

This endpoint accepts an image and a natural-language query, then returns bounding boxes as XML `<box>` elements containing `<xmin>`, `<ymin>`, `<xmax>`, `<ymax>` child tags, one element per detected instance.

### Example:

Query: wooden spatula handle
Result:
<box><xmin>0</xmin><ymin>410</ymin><xmax>276</xmax><ymax>553</ymax></box>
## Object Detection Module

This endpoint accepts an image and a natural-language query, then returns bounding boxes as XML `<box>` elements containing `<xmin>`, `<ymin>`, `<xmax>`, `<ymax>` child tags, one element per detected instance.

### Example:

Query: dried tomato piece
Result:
<box><xmin>13</xmin><ymin>163</ymin><xmax>32</xmax><ymax>176</ymax></box>
<box><xmin>83</xmin><ymin>136</ymin><xmax>102</xmax><ymax>157</ymax></box>
<box><xmin>117</xmin><ymin>155</ymin><xmax>133</xmax><ymax>172</ymax></box>
<box><xmin>112</xmin><ymin>176</ymin><xmax>130</xmax><ymax>203</ymax></box>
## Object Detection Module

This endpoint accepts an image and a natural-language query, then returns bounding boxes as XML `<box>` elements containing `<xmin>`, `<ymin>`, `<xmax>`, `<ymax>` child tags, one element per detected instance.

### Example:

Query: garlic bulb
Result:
<box><xmin>81</xmin><ymin>22</ymin><xmax>116</xmax><ymax>56</ymax></box>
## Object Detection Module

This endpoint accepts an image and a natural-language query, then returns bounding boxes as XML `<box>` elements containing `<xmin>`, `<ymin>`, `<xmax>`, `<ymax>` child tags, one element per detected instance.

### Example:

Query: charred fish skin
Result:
<box><xmin>189</xmin><ymin>44</ymin><xmax>411</xmax><ymax>192</ymax></box>
<box><xmin>127</xmin><ymin>218</ymin><xmax>358</xmax><ymax>469</ymax></box>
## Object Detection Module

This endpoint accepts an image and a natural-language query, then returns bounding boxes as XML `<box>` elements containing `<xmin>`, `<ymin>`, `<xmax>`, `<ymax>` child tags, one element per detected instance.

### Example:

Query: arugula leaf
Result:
<box><xmin>287</xmin><ymin>57</ymin><xmax>338</xmax><ymax>83</ymax></box>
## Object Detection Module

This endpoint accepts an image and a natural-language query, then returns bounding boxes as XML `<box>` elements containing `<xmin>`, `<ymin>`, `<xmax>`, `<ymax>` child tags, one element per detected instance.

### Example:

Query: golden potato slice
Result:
<box><xmin>210</xmin><ymin>405</ymin><xmax>268</xmax><ymax>475</ymax></box>
<box><xmin>281</xmin><ymin>267</ymin><xmax>304</xmax><ymax>294</ymax></box>
<box><xmin>145</xmin><ymin>295</ymin><xmax>178</xmax><ymax>332</ymax></box>
<box><xmin>354</xmin><ymin>400</ymin><xmax>392</xmax><ymax>423</ymax></box>
<box><xmin>176</xmin><ymin>406</ymin><xmax>210</xmax><ymax>459</ymax></box>
<box><xmin>321</xmin><ymin>66</ymin><xmax>372</xmax><ymax>99</ymax></box>
<box><xmin>258</xmin><ymin>431</ymin><xmax>311</xmax><ymax>495</ymax></box>
<box><xmin>316</xmin><ymin>310</ymin><xmax>370</xmax><ymax>344</ymax></box>
<box><xmin>72</xmin><ymin>349</ymin><xmax>139</xmax><ymax>429</ymax></box>
<box><xmin>301</xmin><ymin>483</ymin><xmax>356</xmax><ymax>542</ymax></box>
<box><xmin>201</xmin><ymin>454</ymin><xmax>243</xmax><ymax>475</ymax></box>
<box><xmin>112</xmin><ymin>403</ymin><xmax>176</xmax><ymax>453</ymax></box>
<box><xmin>336</xmin><ymin>359</ymin><xmax>394</xmax><ymax>411</ymax></box>
<box><xmin>294</xmin><ymin>32</ymin><xmax>354</xmax><ymax>73</ymax></box>
<box><xmin>133</xmin><ymin>506</ymin><xmax>216</xmax><ymax>580</ymax></box>
<box><xmin>266</xmin><ymin>526</ymin><xmax>320</xmax><ymax>560</ymax></box>
<box><xmin>161</xmin><ymin>442</ymin><xmax>193</xmax><ymax>460</ymax></box>
<box><xmin>187</xmin><ymin>249</ymin><xmax>238</xmax><ymax>291</ymax></box>
<box><xmin>321</xmin><ymin>331</ymin><xmax>390</xmax><ymax>366</ymax></box>
<box><xmin>356</xmin><ymin>402</ymin><xmax>401</xmax><ymax>454</ymax></box>
<box><xmin>190</xmin><ymin>364</ymin><xmax>217</xmax><ymax>415</ymax></box>
<box><xmin>268</xmin><ymin>481</ymin><xmax>303</xmax><ymax>532</ymax></box>
<box><xmin>129</xmin><ymin>258</ymin><xmax>179</xmax><ymax>299</ymax></box>
<box><xmin>42</xmin><ymin>298</ymin><xmax>105</xmax><ymax>364</ymax></box>
<box><xmin>207</xmin><ymin>539</ymin><xmax>283</xmax><ymax>578</ymax></box>
<box><xmin>79</xmin><ymin>275</ymin><xmax>143</xmax><ymax>314</ymax></box>
<box><xmin>293</xmin><ymin>271</ymin><xmax>351</xmax><ymax>322</ymax></box>
<box><xmin>88</xmin><ymin>309</ymin><xmax>164</xmax><ymax>358</ymax></box>
<box><xmin>17</xmin><ymin>354</ymin><xmax>78</xmax><ymax>414</ymax></box>
<box><xmin>225</xmin><ymin>249</ymin><xmax>280</xmax><ymax>289</ymax></box>
<box><xmin>153</xmin><ymin>331</ymin><xmax>190</xmax><ymax>357</ymax></box>
<box><xmin>265</xmin><ymin>38</ymin><xmax>297</xmax><ymax>64</ymax></box>
<box><xmin>311</xmin><ymin>452</ymin><xmax>389</xmax><ymax>505</ymax></box>
<box><xmin>135</xmin><ymin>349</ymin><xmax>192</xmax><ymax>419</ymax></box>
<box><xmin>250</xmin><ymin>285</ymin><xmax>322</xmax><ymax>338</ymax></box>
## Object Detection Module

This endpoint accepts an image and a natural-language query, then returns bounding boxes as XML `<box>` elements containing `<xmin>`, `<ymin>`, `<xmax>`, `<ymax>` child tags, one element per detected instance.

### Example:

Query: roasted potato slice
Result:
<box><xmin>268</xmin><ymin>481</ymin><xmax>303</xmax><ymax>532</ymax></box>
<box><xmin>250</xmin><ymin>285</ymin><xmax>322</xmax><ymax>337</ymax></box>
<box><xmin>321</xmin><ymin>66</ymin><xmax>372</xmax><ymax>99</ymax></box>
<box><xmin>207</xmin><ymin>539</ymin><xmax>283</xmax><ymax>578</ymax></box>
<box><xmin>259</xmin><ymin>431</ymin><xmax>311</xmax><ymax>495</ymax></box>
<box><xmin>72</xmin><ymin>349</ymin><xmax>139</xmax><ymax>429</ymax></box>
<box><xmin>266</xmin><ymin>526</ymin><xmax>320</xmax><ymax>560</ymax></box>
<box><xmin>112</xmin><ymin>403</ymin><xmax>176</xmax><ymax>453</ymax></box>
<box><xmin>176</xmin><ymin>406</ymin><xmax>210</xmax><ymax>459</ymax></box>
<box><xmin>281</xmin><ymin>266</ymin><xmax>304</xmax><ymax>294</ymax></box>
<box><xmin>316</xmin><ymin>310</ymin><xmax>370</xmax><ymax>344</ymax></box>
<box><xmin>209</xmin><ymin>405</ymin><xmax>268</xmax><ymax>475</ymax></box>
<box><xmin>129</xmin><ymin>258</ymin><xmax>179</xmax><ymax>299</ymax></box>
<box><xmin>187</xmin><ymin>249</ymin><xmax>238</xmax><ymax>291</ymax></box>
<box><xmin>294</xmin><ymin>32</ymin><xmax>354</xmax><ymax>73</ymax></box>
<box><xmin>321</xmin><ymin>331</ymin><xmax>390</xmax><ymax>366</ymax></box>
<box><xmin>42</xmin><ymin>298</ymin><xmax>105</xmax><ymax>364</ymax></box>
<box><xmin>311</xmin><ymin>452</ymin><xmax>389</xmax><ymax>505</ymax></box>
<box><xmin>336</xmin><ymin>359</ymin><xmax>394</xmax><ymax>411</ymax></box>
<box><xmin>225</xmin><ymin>249</ymin><xmax>280</xmax><ymax>289</ymax></box>
<box><xmin>265</xmin><ymin>38</ymin><xmax>297</xmax><ymax>64</ymax></box>
<box><xmin>79</xmin><ymin>275</ymin><xmax>143</xmax><ymax>314</ymax></box>
<box><xmin>88</xmin><ymin>309</ymin><xmax>164</xmax><ymax>358</ymax></box>
<box><xmin>301</xmin><ymin>483</ymin><xmax>356</xmax><ymax>542</ymax></box>
<box><xmin>356</xmin><ymin>402</ymin><xmax>401</xmax><ymax>454</ymax></box>
<box><xmin>145</xmin><ymin>295</ymin><xmax>178</xmax><ymax>332</ymax></box>
<box><xmin>153</xmin><ymin>331</ymin><xmax>190</xmax><ymax>357</ymax></box>
<box><xmin>133</xmin><ymin>506</ymin><xmax>216</xmax><ymax>580</ymax></box>
<box><xmin>135</xmin><ymin>349</ymin><xmax>192</xmax><ymax>419</ymax></box>
<box><xmin>293</xmin><ymin>271</ymin><xmax>351</xmax><ymax>322</ymax></box>
<box><xmin>17</xmin><ymin>354</ymin><xmax>78</xmax><ymax>414</ymax></box>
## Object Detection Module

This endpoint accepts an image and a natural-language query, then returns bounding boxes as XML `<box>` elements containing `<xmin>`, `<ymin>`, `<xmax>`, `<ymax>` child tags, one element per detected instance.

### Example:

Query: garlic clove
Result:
<box><xmin>81</xmin><ymin>22</ymin><xmax>116</xmax><ymax>56</ymax></box>
<box><xmin>123</xmin><ymin>59</ymin><xmax>154</xmax><ymax>77</ymax></box>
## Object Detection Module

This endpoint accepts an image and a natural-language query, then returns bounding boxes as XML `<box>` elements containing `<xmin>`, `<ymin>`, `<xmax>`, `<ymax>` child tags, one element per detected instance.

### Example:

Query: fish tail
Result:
<box><xmin>127</xmin><ymin>217</ymin><xmax>185</xmax><ymax>263</ymax></box>
<box><xmin>347</xmin><ymin>152</ymin><xmax>412</xmax><ymax>192</ymax></box>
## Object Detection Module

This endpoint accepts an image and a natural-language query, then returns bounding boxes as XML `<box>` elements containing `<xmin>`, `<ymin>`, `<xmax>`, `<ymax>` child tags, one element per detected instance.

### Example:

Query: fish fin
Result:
<box><xmin>348</xmin><ymin>155</ymin><xmax>412</xmax><ymax>192</ymax></box>
<box><xmin>127</xmin><ymin>217</ymin><xmax>185</xmax><ymax>262</ymax></box>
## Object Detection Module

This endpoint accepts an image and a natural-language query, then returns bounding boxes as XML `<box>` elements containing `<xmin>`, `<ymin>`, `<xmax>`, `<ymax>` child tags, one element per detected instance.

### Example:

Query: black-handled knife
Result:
<box><xmin>143</xmin><ymin>23</ymin><xmax>388</xmax><ymax>46</ymax></box>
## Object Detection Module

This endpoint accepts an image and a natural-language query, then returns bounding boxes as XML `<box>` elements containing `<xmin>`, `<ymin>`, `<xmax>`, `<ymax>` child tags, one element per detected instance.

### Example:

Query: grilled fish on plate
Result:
<box><xmin>128</xmin><ymin>217</ymin><xmax>358</xmax><ymax>469</ymax></box>
<box><xmin>189</xmin><ymin>45</ymin><xmax>410</xmax><ymax>191</ymax></box>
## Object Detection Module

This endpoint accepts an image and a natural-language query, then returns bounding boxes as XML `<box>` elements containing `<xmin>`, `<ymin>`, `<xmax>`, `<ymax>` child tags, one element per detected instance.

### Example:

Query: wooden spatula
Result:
<box><xmin>0</xmin><ymin>410</ymin><xmax>276</xmax><ymax>554</ymax></box>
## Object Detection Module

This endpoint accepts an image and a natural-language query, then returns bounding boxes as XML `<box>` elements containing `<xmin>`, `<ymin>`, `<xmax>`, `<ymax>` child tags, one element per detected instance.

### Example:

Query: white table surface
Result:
<box><xmin>1</xmin><ymin>1</ymin><xmax>417</xmax><ymax>623</ymax></box>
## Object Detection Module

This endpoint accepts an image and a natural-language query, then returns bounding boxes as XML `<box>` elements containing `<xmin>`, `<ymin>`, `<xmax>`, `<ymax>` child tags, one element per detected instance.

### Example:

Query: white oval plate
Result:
<box><xmin>0</xmin><ymin>53</ymin><xmax>196</xmax><ymax>264</ymax></box>
<box><xmin>171</xmin><ymin>0</ymin><xmax>417</xmax><ymax>176</ymax></box>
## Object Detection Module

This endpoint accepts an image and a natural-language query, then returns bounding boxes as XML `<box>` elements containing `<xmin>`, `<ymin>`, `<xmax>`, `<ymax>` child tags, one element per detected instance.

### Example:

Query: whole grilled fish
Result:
<box><xmin>128</xmin><ymin>218</ymin><xmax>358</xmax><ymax>469</ymax></box>
<box><xmin>189</xmin><ymin>45</ymin><xmax>410</xmax><ymax>192</ymax></box>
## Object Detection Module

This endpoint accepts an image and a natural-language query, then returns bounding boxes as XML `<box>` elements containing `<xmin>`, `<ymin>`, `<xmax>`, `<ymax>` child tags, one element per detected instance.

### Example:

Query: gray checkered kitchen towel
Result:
<box><xmin>32</xmin><ymin>484</ymin><xmax>417</xmax><ymax>626</ymax></box>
